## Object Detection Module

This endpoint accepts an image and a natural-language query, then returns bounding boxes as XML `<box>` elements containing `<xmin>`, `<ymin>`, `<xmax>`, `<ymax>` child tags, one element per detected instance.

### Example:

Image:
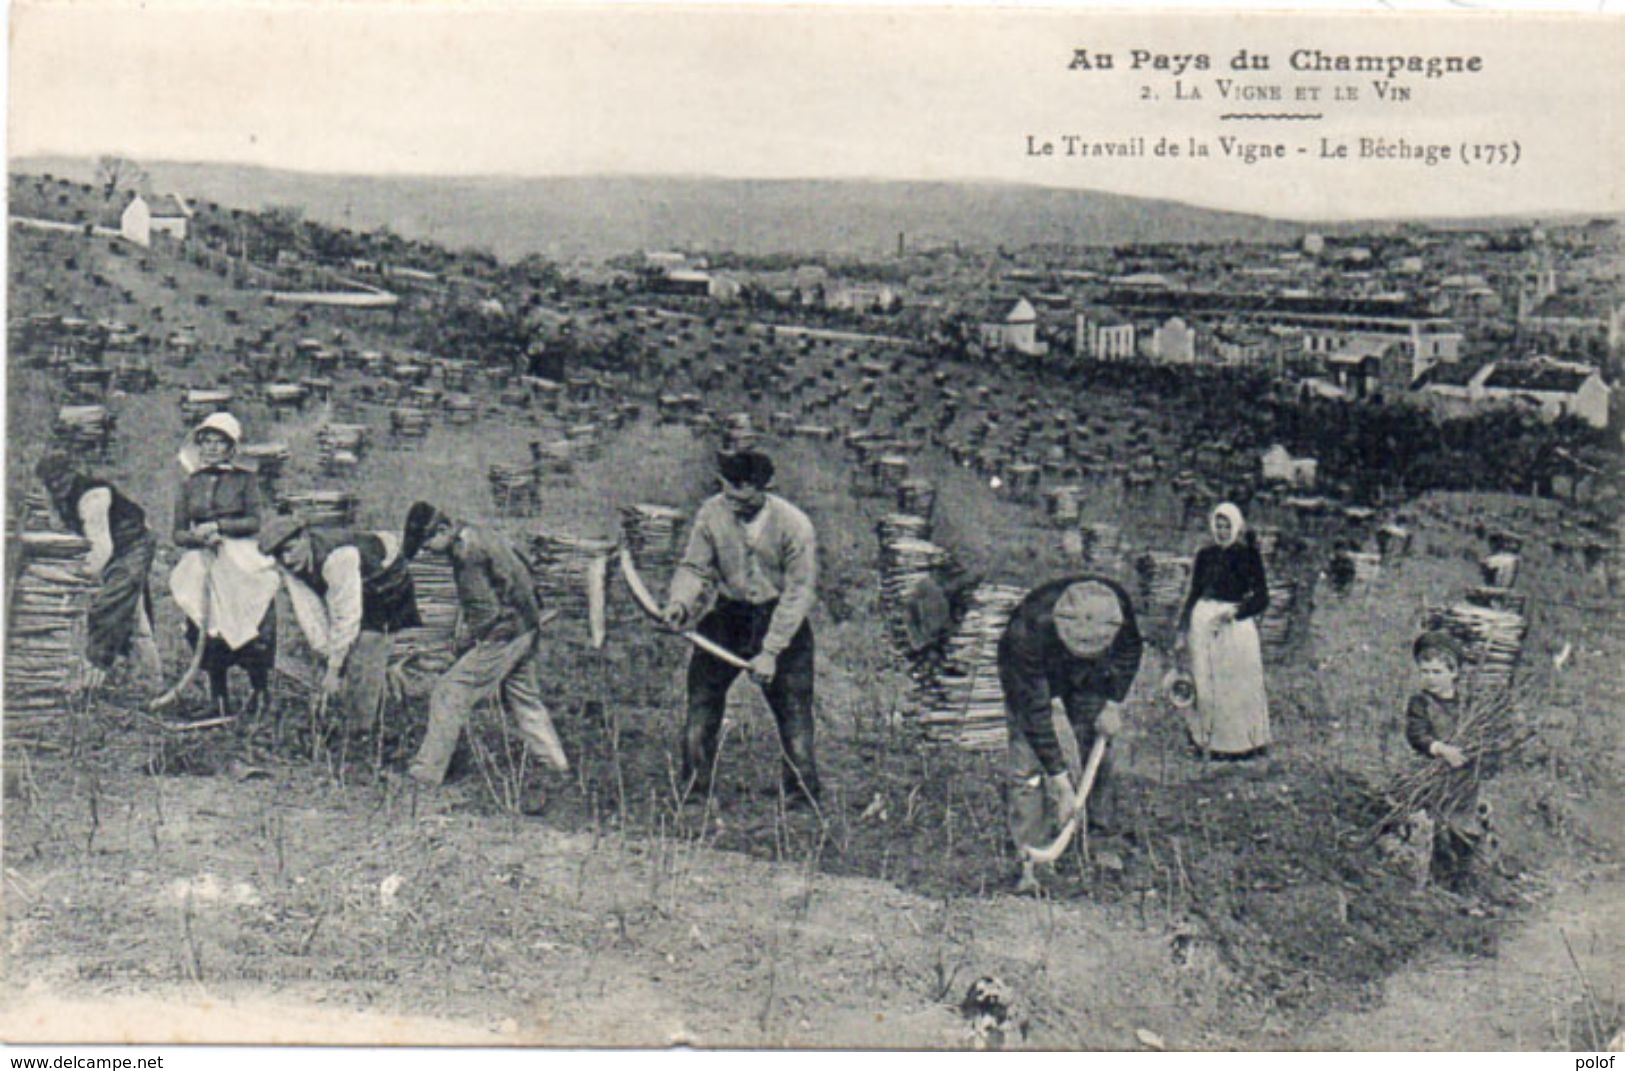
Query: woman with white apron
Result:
<box><xmin>1176</xmin><ymin>502</ymin><xmax>1272</xmax><ymax>758</ymax></box>
<box><xmin>168</xmin><ymin>412</ymin><xmax>282</xmax><ymax>718</ymax></box>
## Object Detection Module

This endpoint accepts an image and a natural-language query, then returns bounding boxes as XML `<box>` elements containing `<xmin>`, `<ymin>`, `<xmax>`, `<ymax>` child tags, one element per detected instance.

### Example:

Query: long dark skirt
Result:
<box><xmin>185</xmin><ymin>601</ymin><xmax>278</xmax><ymax>701</ymax></box>
<box><xmin>86</xmin><ymin>534</ymin><xmax>156</xmax><ymax>670</ymax></box>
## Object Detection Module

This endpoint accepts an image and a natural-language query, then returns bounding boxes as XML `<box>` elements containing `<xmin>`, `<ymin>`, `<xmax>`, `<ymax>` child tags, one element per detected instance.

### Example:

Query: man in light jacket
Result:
<box><xmin>661</xmin><ymin>449</ymin><xmax>821</xmax><ymax>808</ymax></box>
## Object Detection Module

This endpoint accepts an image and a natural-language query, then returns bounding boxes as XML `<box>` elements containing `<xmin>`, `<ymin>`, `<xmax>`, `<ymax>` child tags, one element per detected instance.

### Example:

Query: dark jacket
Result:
<box><xmin>292</xmin><ymin>526</ymin><xmax>423</xmax><ymax>634</ymax></box>
<box><xmin>52</xmin><ymin>474</ymin><xmax>148</xmax><ymax>553</ymax></box>
<box><xmin>1404</xmin><ymin>690</ymin><xmax>1461</xmax><ymax>757</ymax></box>
<box><xmin>1179</xmin><ymin>539</ymin><xmax>1269</xmax><ymax>631</ymax></box>
<box><xmin>174</xmin><ymin>464</ymin><xmax>262</xmax><ymax>547</ymax></box>
<box><xmin>998</xmin><ymin>575</ymin><xmax>1144</xmax><ymax>776</ymax></box>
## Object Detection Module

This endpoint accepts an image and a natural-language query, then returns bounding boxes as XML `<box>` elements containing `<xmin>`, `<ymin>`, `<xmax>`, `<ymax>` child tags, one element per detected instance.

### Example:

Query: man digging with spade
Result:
<box><xmin>998</xmin><ymin>576</ymin><xmax>1144</xmax><ymax>894</ymax></box>
<box><xmin>659</xmin><ymin>449</ymin><xmax>822</xmax><ymax>809</ymax></box>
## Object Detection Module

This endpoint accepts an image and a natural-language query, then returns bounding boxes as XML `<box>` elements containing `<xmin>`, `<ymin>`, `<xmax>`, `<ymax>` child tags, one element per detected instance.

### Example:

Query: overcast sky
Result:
<box><xmin>8</xmin><ymin>2</ymin><xmax>1622</xmax><ymax>220</ymax></box>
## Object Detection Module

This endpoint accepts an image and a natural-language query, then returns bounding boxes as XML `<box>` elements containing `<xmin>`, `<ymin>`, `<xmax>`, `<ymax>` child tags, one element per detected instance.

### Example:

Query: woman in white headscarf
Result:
<box><xmin>1176</xmin><ymin>502</ymin><xmax>1271</xmax><ymax>757</ymax></box>
<box><xmin>167</xmin><ymin>412</ymin><xmax>281</xmax><ymax>717</ymax></box>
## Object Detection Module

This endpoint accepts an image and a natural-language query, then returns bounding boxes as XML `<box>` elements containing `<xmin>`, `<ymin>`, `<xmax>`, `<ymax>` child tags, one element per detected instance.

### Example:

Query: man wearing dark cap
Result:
<box><xmin>998</xmin><ymin>575</ymin><xmax>1144</xmax><ymax>893</ymax></box>
<box><xmin>661</xmin><ymin>449</ymin><xmax>821</xmax><ymax>807</ymax></box>
<box><xmin>398</xmin><ymin>502</ymin><xmax>567</xmax><ymax>809</ymax></box>
<box><xmin>259</xmin><ymin>515</ymin><xmax>421</xmax><ymax>734</ymax></box>
<box><xmin>34</xmin><ymin>454</ymin><xmax>163</xmax><ymax>689</ymax></box>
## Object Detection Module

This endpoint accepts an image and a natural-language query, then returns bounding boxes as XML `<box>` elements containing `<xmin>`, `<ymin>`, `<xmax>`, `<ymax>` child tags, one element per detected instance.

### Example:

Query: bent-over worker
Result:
<box><xmin>399</xmin><ymin>502</ymin><xmax>567</xmax><ymax>811</ymax></box>
<box><xmin>998</xmin><ymin>575</ymin><xmax>1144</xmax><ymax>893</ymax></box>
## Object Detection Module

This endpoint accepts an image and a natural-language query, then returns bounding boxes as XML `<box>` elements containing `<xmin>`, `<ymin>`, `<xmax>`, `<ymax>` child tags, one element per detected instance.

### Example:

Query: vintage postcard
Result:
<box><xmin>3</xmin><ymin>1</ymin><xmax>1621</xmax><ymax>1054</ymax></box>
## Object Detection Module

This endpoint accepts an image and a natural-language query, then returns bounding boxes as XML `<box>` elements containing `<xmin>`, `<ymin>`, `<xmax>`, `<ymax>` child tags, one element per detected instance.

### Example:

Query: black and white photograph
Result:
<box><xmin>2</xmin><ymin>1</ymin><xmax>1621</xmax><ymax>1053</ymax></box>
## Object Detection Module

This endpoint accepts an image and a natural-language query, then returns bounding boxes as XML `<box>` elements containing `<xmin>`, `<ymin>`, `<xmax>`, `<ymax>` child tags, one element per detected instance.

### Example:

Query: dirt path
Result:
<box><xmin>9</xmin><ymin>765</ymin><xmax>1614</xmax><ymax>1050</ymax></box>
<box><xmin>1303</xmin><ymin>873</ymin><xmax>1623</xmax><ymax>1051</ymax></box>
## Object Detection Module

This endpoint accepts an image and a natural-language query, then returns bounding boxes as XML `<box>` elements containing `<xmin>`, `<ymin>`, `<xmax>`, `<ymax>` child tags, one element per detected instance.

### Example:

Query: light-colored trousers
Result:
<box><xmin>407</xmin><ymin>631</ymin><xmax>568</xmax><ymax>784</ymax></box>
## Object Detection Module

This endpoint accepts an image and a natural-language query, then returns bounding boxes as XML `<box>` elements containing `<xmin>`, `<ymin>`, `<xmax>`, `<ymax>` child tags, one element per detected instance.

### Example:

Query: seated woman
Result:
<box><xmin>168</xmin><ymin>412</ymin><xmax>281</xmax><ymax>718</ymax></box>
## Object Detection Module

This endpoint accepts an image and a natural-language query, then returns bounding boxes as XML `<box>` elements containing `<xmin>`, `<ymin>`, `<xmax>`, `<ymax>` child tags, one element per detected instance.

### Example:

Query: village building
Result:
<box><xmin>1104</xmin><ymin>288</ymin><xmax>1462</xmax><ymax>382</ymax></box>
<box><xmin>1413</xmin><ymin>357</ymin><xmax>1612</xmax><ymax>428</ymax></box>
<box><xmin>979</xmin><ymin>297</ymin><xmax>1047</xmax><ymax>357</ymax></box>
<box><xmin>1520</xmin><ymin>291</ymin><xmax>1625</xmax><ymax>352</ymax></box>
<box><xmin>1074</xmin><ymin>308</ymin><xmax>1136</xmax><ymax>361</ymax></box>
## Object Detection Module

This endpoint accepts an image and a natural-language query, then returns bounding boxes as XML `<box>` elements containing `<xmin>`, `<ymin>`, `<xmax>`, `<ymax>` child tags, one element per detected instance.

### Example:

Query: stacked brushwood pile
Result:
<box><xmin>317</xmin><ymin>423</ymin><xmax>368</xmax><ymax>474</ymax></box>
<box><xmin>896</xmin><ymin>479</ymin><xmax>937</xmax><ymax>520</ymax></box>
<box><xmin>65</xmin><ymin>364</ymin><xmax>112</xmax><ymax>404</ymax></box>
<box><xmin>390</xmin><ymin>406</ymin><xmax>431</xmax><ymax>440</ymax></box>
<box><xmin>619</xmin><ymin>504</ymin><xmax>687</xmax><ymax>594</ymax></box>
<box><xmin>265</xmin><ymin>383</ymin><xmax>309</xmax><ymax>414</ymax></box>
<box><xmin>445</xmin><ymin>393</ymin><xmax>478</xmax><ymax>426</ymax></box>
<box><xmin>239</xmin><ymin>441</ymin><xmax>290</xmax><ymax>501</ymax></box>
<box><xmin>488</xmin><ymin>461</ymin><xmax>539</xmax><ymax>516</ymax></box>
<box><xmin>1075</xmin><ymin>522</ymin><xmax>1126</xmax><ymax>577</ymax></box>
<box><xmin>391</xmin><ymin>547</ymin><xmax>457</xmax><ymax>694</ymax></box>
<box><xmin>180</xmin><ymin>388</ymin><xmax>233</xmax><ymax>422</ymax></box>
<box><xmin>530</xmin><ymin>531</ymin><xmax>616</xmax><ymax>644</ymax></box>
<box><xmin>276</xmin><ymin>489</ymin><xmax>357</xmax><ymax>527</ymax></box>
<box><xmin>877</xmin><ymin>530</ymin><xmax>949</xmax><ymax>655</ymax></box>
<box><xmin>1421</xmin><ymin>599</ymin><xmax>1529</xmax><ymax>700</ymax></box>
<box><xmin>916</xmin><ymin>583</ymin><xmax>1026</xmax><ymax>752</ymax></box>
<box><xmin>1135</xmin><ymin>551</ymin><xmax>1193</xmax><ymax>646</ymax></box>
<box><xmin>51</xmin><ymin>405</ymin><xmax>115</xmax><ymax>459</ymax></box>
<box><xmin>5</xmin><ymin>531</ymin><xmax>94</xmax><ymax>717</ymax></box>
<box><xmin>111</xmin><ymin>361</ymin><xmax>158</xmax><ymax>394</ymax></box>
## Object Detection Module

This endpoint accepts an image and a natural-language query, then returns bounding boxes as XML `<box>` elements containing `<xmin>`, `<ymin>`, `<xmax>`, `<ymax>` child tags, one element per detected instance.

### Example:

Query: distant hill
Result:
<box><xmin>13</xmin><ymin>157</ymin><xmax>1317</xmax><ymax>260</ymax></box>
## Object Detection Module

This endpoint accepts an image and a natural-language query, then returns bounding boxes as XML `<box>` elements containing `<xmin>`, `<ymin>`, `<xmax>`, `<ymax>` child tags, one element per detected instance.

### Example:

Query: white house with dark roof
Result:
<box><xmin>1414</xmin><ymin>357</ymin><xmax>1611</xmax><ymax>428</ymax></box>
<box><xmin>117</xmin><ymin>192</ymin><xmax>191</xmax><ymax>247</ymax></box>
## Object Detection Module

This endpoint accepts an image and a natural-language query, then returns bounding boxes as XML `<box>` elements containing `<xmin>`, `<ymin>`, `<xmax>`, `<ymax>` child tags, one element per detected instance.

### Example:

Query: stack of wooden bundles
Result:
<box><xmin>532</xmin><ymin>439</ymin><xmax>574</xmax><ymax>477</ymax></box>
<box><xmin>52</xmin><ymin>405</ymin><xmax>114</xmax><ymax>458</ymax></box>
<box><xmin>1423</xmin><ymin>600</ymin><xmax>1528</xmax><ymax>699</ymax></box>
<box><xmin>875</xmin><ymin>455</ymin><xmax>911</xmax><ymax>497</ymax></box>
<box><xmin>111</xmin><ymin>362</ymin><xmax>158</xmax><ymax>394</ymax></box>
<box><xmin>239</xmin><ymin>441</ymin><xmax>290</xmax><ymax>498</ymax></box>
<box><xmin>500</xmin><ymin>386</ymin><xmax>531</xmax><ymax>408</ymax></box>
<box><xmin>390</xmin><ymin>360</ymin><xmax>429</xmax><ymax>386</ymax></box>
<box><xmin>181</xmin><ymin>388</ymin><xmax>233</xmax><ymax>422</ymax></box>
<box><xmin>276</xmin><ymin>489</ymin><xmax>357</xmax><ymax>527</ymax></box>
<box><xmin>444</xmin><ymin>393</ymin><xmax>478</xmax><ymax>426</ymax></box>
<box><xmin>265</xmin><ymin>383</ymin><xmax>308</xmax><ymax>414</ymax></box>
<box><xmin>65</xmin><ymin>364</ymin><xmax>112</xmax><ymax>404</ymax></box>
<box><xmin>529</xmin><ymin>531</ymin><xmax>617</xmax><ymax>644</ymax></box>
<box><xmin>1135</xmin><ymin>552</ymin><xmax>1193</xmax><ymax>641</ymax></box>
<box><xmin>317</xmin><ymin>423</ymin><xmax>368</xmax><ymax>473</ymax></box>
<box><xmin>1464</xmin><ymin>586</ymin><xmax>1528</xmax><ymax>616</ymax></box>
<box><xmin>301</xmin><ymin>377</ymin><xmax>334</xmax><ymax>404</ymax></box>
<box><xmin>566</xmin><ymin>424</ymin><xmax>603</xmax><ymax>463</ymax></box>
<box><xmin>5</xmin><ymin>531</ymin><xmax>93</xmax><ymax>716</ymax></box>
<box><xmin>791</xmin><ymin>424</ymin><xmax>835</xmax><ymax>442</ymax></box>
<box><xmin>488</xmin><ymin>461</ymin><xmax>539</xmax><ymax>516</ymax></box>
<box><xmin>876</xmin><ymin>513</ymin><xmax>932</xmax><ymax>548</ymax></box>
<box><xmin>916</xmin><ymin>583</ymin><xmax>1026</xmax><ymax>752</ymax></box>
<box><xmin>1075</xmin><ymin>522</ymin><xmax>1126</xmax><ymax>576</ymax></box>
<box><xmin>1006</xmin><ymin>462</ymin><xmax>1041</xmax><ymax>502</ymax></box>
<box><xmin>408</xmin><ymin>385</ymin><xmax>441</xmax><ymax>411</ymax></box>
<box><xmin>440</xmin><ymin>361</ymin><xmax>474</xmax><ymax>393</ymax></box>
<box><xmin>1348</xmin><ymin>551</ymin><xmax>1383</xmax><ymax>583</ymax></box>
<box><xmin>896</xmin><ymin>479</ymin><xmax>937</xmax><ymax>521</ymax></box>
<box><xmin>877</xmin><ymin>531</ymin><xmax>950</xmax><ymax>650</ymax></box>
<box><xmin>390</xmin><ymin>406</ymin><xmax>432</xmax><ymax>439</ymax></box>
<box><xmin>619</xmin><ymin>504</ymin><xmax>687</xmax><ymax>591</ymax></box>
<box><xmin>406</xmin><ymin>548</ymin><xmax>458</xmax><ymax>632</ymax></box>
<box><xmin>1044</xmin><ymin>485</ymin><xmax>1084</xmax><ymax>527</ymax></box>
